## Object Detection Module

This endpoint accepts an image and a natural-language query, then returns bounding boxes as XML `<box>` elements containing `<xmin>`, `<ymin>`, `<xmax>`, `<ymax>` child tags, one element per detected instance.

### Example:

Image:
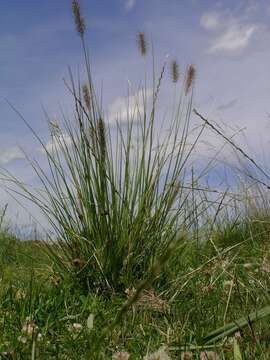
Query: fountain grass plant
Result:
<box><xmin>5</xmin><ymin>0</ymin><xmax>209</xmax><ymax>295</ymax></box>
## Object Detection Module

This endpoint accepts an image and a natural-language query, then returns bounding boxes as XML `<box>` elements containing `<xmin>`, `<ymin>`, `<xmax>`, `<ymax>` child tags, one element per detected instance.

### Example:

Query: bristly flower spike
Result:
<box><xmin>72</xmin><ymin>0</ymin><xmax>86</xmax><ymax>37</ymax></box>
<box><xmin>138</xmin><ymin>32</ymin><xmax>147</xmax><ymax>57</ymax></box>
<box><xmin>98</xmin><ymin>117</ymin><xmax>106</xmax><ymax>162</ymax></box>
<box><xmin>185</xmin><ymin>64</ymin><xmax>196</xmax><ymax>95</ymax></box>
<box><xmin>82</xmin><ymin>84</ymin><xmax>91</xmax><ymax>109</ymax></box>
<box><xmin>171</xmin><ymin>60</ymin><xmax>179</xmax><ymax>83</ymax></box>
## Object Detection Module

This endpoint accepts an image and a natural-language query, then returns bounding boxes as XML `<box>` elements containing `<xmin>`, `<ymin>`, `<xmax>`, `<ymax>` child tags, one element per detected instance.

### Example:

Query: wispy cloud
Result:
<box><xmin>107</xmin><ymin>88</ymin><xmax>152</xmax><ymax>126</ymax></box>
<box><xmin>125</xmin><ymin>0</ymin><xmax>136</xmax><ymax>11</ymax></box>
<box><xmin>201</xmin><ymin>5</ymin><xmax>258</xmax><ymax>55</ymax></box>
<box><xmin>0</xmin><ymin>147</ymin><xmax>25</xmax><ymax>165</ymax></box>
<box><xmin>200</xmin><ymin>11</ymin><xmax>220</xmax><ymax>31</ymax></box>
<box><xmin>208</xmin><ymin>24</ymin><xmax>256</xmax><ymax>54</ymax></box>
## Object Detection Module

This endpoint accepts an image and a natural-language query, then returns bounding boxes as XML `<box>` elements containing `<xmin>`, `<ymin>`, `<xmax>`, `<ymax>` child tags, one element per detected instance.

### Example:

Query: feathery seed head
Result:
<box><xmin>98</xmin><ymin>117</ymin><xmax>106</xmax><ymax>160</ymax></box>
<box><xmin>82</xmin><ymin>84</ymin><xmax>91</xmax><ymax>109</ymax></box>
<box><xmin>185</xmin><ymin>64</ymin><xmax>196</xmax><ymax>95</ymax></box>
<box><xmin>171</xmin><ymin>60</ymin><xmax>179</xmax><ymax>83</ymax></box>
<box><xmin>72</xmin><ymin>0</ymin><xmax>86</xmax><ymax>37</ymax></box>
<box><xmin>138</xmin><ymin>32</ymin><xmax>147</xmax><ymax>57</ymax></box>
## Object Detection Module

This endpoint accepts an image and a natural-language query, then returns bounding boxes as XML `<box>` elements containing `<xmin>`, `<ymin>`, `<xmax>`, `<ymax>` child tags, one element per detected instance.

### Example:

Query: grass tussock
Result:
<box><xmin>6</xmin><ymin>1</ymin><xmax>205</xmax><ymax>297</ymax></box>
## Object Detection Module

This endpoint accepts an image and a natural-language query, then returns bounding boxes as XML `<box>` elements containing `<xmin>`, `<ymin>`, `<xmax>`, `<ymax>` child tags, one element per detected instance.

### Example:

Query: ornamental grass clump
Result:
<box><xmin>8</xmin><ymin>0</ymin><xmax>207</xmax><ymax>294</ymax></box>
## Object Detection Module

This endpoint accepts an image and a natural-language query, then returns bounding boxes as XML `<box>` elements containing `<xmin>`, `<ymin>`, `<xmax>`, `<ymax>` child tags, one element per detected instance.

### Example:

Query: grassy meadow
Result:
<box><xmin>1</xmin><ymin>1</ymin><xmax>270</xmax><ymax>359</ymax></box>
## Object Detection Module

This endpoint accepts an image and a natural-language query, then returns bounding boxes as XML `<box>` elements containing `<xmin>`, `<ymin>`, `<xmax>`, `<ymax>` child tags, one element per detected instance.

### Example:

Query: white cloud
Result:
<box><xmin>40</xmin><ymin>133</ymin><xmax>72</xmax><ymax>155</ymax></box>
<box><xmin>200</xmin><ymin>11</ymin><xmax>220</xmax><ymax>30</ymax></box>
<box><xmin>107</xmin><ymin>88</ymin><xmax>153</xmax><ymax>126</ymax></box>
<box><xmin>208</xmin><ymin>24</ymin><xmax>256</xmax><ymax>54</ymax></box>
<box><xmin>0</xmin><ymin>147</ymin><xmax>25</xmax><ymax>164</ymax></box>
<box><xmin>125</xmin><ymin>0</ymin><xmax>136</xmax><ymax>11</ymax></box>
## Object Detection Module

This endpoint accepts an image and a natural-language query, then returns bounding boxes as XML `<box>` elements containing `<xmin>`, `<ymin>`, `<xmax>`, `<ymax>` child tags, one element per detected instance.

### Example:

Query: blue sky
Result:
<box><xmin>1</xmin><ymin>0</ymin><xmax>270</xmax><ymax>227</ymax></box>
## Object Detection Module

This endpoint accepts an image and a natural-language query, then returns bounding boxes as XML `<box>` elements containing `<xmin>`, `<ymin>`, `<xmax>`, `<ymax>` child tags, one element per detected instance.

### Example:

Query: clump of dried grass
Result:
<box><xmin>126</xmin><ymin>288</ymin><xmax>170</xmax><ymax>313</ymax></box>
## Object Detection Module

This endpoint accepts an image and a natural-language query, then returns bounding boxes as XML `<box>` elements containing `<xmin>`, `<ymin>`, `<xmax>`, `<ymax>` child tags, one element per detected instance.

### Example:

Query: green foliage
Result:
<box><xmin>1</xmin><ymin>225</ymin><xmax>270</xmax><ymax>358</ymax></box>
<box><xmin>0</xmin><ymin>231</ymin><xmax>18</xmax><ymax>268</ymax></box>
<box><xmin>8</xmin><ymin>8</ymin><xmax>207</xmax><ymax>295</ymax></box>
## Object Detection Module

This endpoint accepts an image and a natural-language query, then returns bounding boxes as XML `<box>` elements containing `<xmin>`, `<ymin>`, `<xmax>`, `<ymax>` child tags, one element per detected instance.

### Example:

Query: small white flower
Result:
<box><xmin>112</xmin><ymin>351</ymin><xmax>130</xmax><ymax>360</ymax></box>
<box><xmin>22</xmin><ymin>318</ymin><xmax>36</xmax><ymax>336</ymax></box>
<box><xmin>87</xmin><ymin>314</ymin><xmax>94</xmax><ymax>330</ymax></box>
<box><xmin>200</xmin><ymin>351</ymin><xmax>220</xmax><ymax>360</ymax></box>
<box><xmin>182</xmin><ymin>352</ymin><xmax>192</xmax><ymax>360</ymax></box>
<box><xmin>243</xmin><ymin>263</ymin><xmax>253</xmax><ymax>270</ymax></box>
<box><xmin>143</xmin><ymin>347</ymin><xmax>171</xmax><ymax>360</ymax></box>
<box><xmin>223</xmin><ymin>280</ymin><xmax>234</xmax><ymax>291</ymax></box>
<box><xmin>18</xmin><ymin>336</ymin><xmax>27</xmax><ymax>344</ymax></box>
<box><xmin>260</xmin><ymin>258</ymin><xmax>270</xmax><ymax>273</ymax></box>
<box><xmin>72</xmin><ymin>322</ymin><xmax>82</xmax><ymax>332</ymax></box>
<box><xmin>15</xmin><ymin>289</ymin><xmax>26</xmax><ymax>300</ymax></box>
<box><xmin>221</xmin><ymin>260</ymin><xmax>229</xmax><ymax>269</ymax></box>
<box><xmin>234</xmin><ymin>331</ymin><xmax>242</xmax><ymax>340</ymax></box>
